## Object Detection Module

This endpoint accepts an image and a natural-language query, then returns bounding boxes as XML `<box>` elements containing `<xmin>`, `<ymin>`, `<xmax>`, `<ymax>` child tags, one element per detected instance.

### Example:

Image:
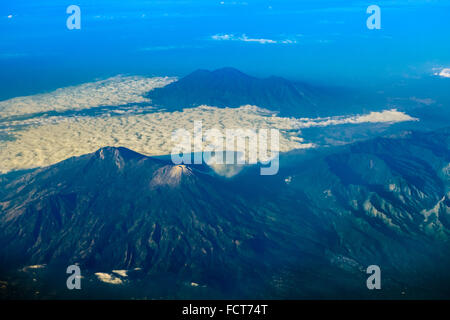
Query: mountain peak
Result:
<box><xmin>150</xmin><ymin>164</ymin><xmax>195</xmax><ymax>188</ymax></box>
<box><xmin>183</xmin><ymin>67</ymin><xmax>252</xmax><ymax>82</ymax></box>
<box><xmin>147</xmin><ymin>67</ymin><xmax>317</xmax><ymax>116</ymax></box>
<box><xmin>211</xmin><ymin>67</ymin><xmax>250</xmax><ymax>77</ymax></box>
<box><xmin>95</xmin><ymin>146</ymin><xmax>147</xmax><ymax>165</ymax></box>
<box><xmin>1</xmin><ymin>130</ymin><xmax>450</xmax><ymax>299</ymax></box>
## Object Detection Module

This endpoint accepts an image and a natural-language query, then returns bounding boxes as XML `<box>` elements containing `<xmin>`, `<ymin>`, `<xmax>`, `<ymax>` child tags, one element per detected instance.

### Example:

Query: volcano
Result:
<box><xmin>0</xmin><ymin>129</ymin><xmax>449</xmax><ymax>299</ymax></box>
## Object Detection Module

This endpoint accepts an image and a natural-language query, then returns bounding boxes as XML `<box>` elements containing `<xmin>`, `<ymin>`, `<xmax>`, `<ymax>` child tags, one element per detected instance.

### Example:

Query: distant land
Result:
<box><xmin>147</xmin><ymin>67</ymin><xmax>327</xmax><ymax>117</ymax></box>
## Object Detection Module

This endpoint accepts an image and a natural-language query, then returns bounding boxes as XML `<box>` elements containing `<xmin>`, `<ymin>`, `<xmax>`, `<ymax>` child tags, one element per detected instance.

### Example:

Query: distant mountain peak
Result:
<box><xmin>146</xmin><ymin>67</ymin><xmax>318</xmax><ymax>117</ymax></box>
<box><xmin>212</xmin><ymin>66</ymin><xmax>241</xmax><ymax>72</ymax></box>
<box><xmin>182</xmin><ymin>67</ymin><xmax>252</xmax><ymax>82</ymax></box>
<box><xmin>189</xmin><ymin>67</ymin><xmax>248</xmax><ymax>76</ymax></box>
<box><xmin>211</xmin><ymin>67</ymin><xmax>251</xmax><ymax>77</ymax></box>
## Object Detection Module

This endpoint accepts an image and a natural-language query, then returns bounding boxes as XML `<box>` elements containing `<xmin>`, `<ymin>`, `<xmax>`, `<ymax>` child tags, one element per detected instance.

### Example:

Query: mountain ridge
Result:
<box><xmin>146</xmin><ymin>67</ymin><xmax>320</xmax><ymax>117</ymax></box>
<box><xmin>0</xmin><ymin>129</ymin><xmax>449</xmax><ymax>298</ymax></box>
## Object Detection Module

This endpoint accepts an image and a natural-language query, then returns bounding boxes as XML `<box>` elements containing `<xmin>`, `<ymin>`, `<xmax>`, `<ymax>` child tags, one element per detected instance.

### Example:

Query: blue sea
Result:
<box><xmin>1</xmin><ymin>0</ymin><xmax>450</xmax><ymax>101</ymax></box>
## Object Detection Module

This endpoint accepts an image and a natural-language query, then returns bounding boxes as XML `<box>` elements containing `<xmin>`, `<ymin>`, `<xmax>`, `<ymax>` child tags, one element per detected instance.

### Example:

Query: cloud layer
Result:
<box><xmin>0</xmin><ymin>76</ymin><xmax>417</xmax><ymax>174</ymax></box>
<box><xmin>0</xmin><ymin>75</ymin><xmax>175</xmax><ymax>118</ymax></box>
<box><xmin>211</xmin><ymin>34</ymin><xmax>297</xmax><ymax>44</ymax></box>
<box><xmin>95</xmin><ymin>272</ymin><xmax>123</xmax><ymax>285</ymax></box>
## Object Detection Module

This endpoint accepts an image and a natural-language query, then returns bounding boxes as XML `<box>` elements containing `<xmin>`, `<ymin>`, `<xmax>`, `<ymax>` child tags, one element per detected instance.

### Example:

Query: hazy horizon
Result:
<box><xmin>1</xmin><ymin>0</ymin><xmax>450</xmax><ymax>100</ymax></box>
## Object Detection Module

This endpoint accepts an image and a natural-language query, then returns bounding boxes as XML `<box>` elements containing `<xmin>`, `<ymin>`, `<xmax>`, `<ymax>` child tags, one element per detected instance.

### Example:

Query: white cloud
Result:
<box><xmin>95</xmin><ymin>272</ymin><xmax>123</xmax><ymax>285</ymax></box>
<box><xmin>211</xmin><ymin>33</ymin><xmax>297</xmax><ymax>44</ymax></box>
<box><xmin>0</xmin><ymin>75</ymin><xmax>176</xmax><ymax>118</ymax></box>
<box><xmin>239</xmin><ymin>34</ymin><xmax>277</xmax><ymax>44</ymax></box>
<box><xmin>410</xmin><ymin>97</ymin><xmax>435</xmax><ymax>105</ymax></box>
<box><xmin>211</xmin><ymin>34</ymin><xmax>233</xmax><ymax>41</ymax></box>
<box><xmin>219</xmin><ymin>1</ymin><xmax>248</xmax><ymax>6</ymax></box>
<box><xmin>0</xmin><ymin>105</ymin><xmax>307</xmax><ymax>173</ymax></box>
<box><xmin>300</xmin><ymin>109</ymin><xmax>418</xmax><ymax>127</ymax></box>
<box><xmin>0</xmin><ymin>76</ymin><xmax>417</xmax><ymax>174</ymax></box>
<box><xmin>112</xmin><ymin>270</ymin><xmax>128</xmax><ymax>277</ymax></box>
<box><xmin>438</xmin><ymin>68</ymin><xmax>450</xmax><ymax>78</ymax></box>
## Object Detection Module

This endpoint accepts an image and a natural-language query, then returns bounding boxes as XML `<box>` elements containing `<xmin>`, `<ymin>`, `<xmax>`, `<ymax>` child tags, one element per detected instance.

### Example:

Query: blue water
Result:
<box><xmin>1</xmin><ymin>0</ymin><xmax>450</xmax><ymax>100</ymax></box>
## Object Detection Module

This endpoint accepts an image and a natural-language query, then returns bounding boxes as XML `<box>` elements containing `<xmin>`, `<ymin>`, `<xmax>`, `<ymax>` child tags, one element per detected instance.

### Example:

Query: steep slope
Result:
<box><xmin>0</xmin><ymin>129</ymin><xmax>449</xmax><ymax>299</ymax></box>
<box><xmin>146</xmin><ymin>67</ymin><xmax>319</xmax><ymax>117</ymax></box>
<box><xmin>0</xmin><ymin>147</ymin><xmax>306</xmax><ymax>298</ymax></box>
<box><xmin>223</xmin><ymin>128</ymin><xmax>450</xmax><ymax>297</ymax></box>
